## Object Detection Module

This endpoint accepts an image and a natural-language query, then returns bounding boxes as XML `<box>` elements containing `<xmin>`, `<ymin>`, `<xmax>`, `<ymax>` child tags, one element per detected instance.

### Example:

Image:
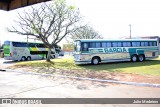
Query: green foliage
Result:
<box><xmin>55</xmin><ymin>0</ymin><xmax>66</xmax><ymax>5</ymax></box>
<box><xmin>69</xmin><ymin>5</ymin><xmax>76</xmax><ymax>10</ymax></box>
<box><xmin>31</xmin><ymin>23</ymin><xmax>40</xmax><ymax>34</ymax></box>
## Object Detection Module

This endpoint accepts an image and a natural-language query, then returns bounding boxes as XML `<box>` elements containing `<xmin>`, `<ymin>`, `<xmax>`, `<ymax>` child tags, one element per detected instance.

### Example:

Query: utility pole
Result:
<box><xmin>129</xmin><ymin>24</ymin><xmax>131</xmax><ymax>39</ymax></box>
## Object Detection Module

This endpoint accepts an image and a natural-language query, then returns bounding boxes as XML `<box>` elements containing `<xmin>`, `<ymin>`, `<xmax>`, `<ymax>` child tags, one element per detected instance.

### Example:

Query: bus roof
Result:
<box><xmin>4</xmin><ymin>40</ymin><xmax>43</xmax><ymax>44</ymax></box>
<box><xmin>75</xmin><ymin>39</ymin><xmax>158</xmax><ymax>42</ymax></box>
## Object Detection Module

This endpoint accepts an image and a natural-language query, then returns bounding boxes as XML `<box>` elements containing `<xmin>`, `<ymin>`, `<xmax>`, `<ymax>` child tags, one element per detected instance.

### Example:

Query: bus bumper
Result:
<box><xmin>4</xmin><ymin>57</ymin><xmax>11</xmax><ymax>60</ymax></box>
<box><xmin>74</xmin><ymin>60</ymin><xmax>91</xmax><ymax>64</ymax></box>
<box><xmin>146</xmin><ymin>56</ymin><xmax>159</xmax><ymax>60</ymax></box>
<box><xmin>4</xmin><ymin>57</ymin><xmax>13</xmax><ymax>60</ymax></box>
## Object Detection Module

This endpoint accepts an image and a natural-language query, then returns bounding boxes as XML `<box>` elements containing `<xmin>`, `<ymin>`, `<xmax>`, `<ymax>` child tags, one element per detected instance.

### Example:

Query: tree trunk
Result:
<box><xmin>46</xmin><ymin>48</ymin><xmax>51</xmax><ymax>62</ymax></box>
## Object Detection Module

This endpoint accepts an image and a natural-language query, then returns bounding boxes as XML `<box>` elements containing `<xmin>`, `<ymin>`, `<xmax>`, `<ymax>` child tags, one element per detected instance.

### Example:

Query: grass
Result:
<box><xmin>14</xmin><ymin>56</ymin><xmax>160</xmax><ymax>76</ymax></box>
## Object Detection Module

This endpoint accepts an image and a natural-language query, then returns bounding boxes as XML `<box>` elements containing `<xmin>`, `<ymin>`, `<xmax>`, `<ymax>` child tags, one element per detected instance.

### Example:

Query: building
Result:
<box><xmin>63</xmin><ymin>44</ymin><xmax>74</xmax><ymax>52</ymax></box>
<box><xmin>0</xmin><ymin>0</ymin><xmax>51</xmax><ymax>11</ymax></box>
<box><xmin>62</xmin><ymin>44</ymin><xmax>74</xmax><ymax>56</ymax></box>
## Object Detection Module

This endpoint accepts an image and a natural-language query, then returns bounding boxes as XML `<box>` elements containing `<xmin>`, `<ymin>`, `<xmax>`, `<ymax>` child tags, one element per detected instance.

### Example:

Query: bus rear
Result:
<box><xmin>3</xmin><ymin>41</ymin><xmax>13</xmax><ymax>60</ymax></box>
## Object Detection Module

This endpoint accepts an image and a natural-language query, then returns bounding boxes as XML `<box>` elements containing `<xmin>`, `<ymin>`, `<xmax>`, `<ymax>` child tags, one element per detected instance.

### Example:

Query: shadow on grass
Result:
<box><xmin>3</xmin><ymin>58</ymin><xmax>56</xmax><ymax>63</ymax></box>
<box><xmin>77</xmin><ymin>60</ymin><xmax>160</xmax><ymax>72</ymax></box>
<box><xmin>11</xmin><ymin>58</ymin><xmax>160</xmax><ymax>75</ymax></box>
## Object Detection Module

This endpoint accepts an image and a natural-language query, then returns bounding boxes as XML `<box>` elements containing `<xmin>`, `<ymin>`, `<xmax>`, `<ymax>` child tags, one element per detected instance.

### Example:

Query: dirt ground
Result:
<box><xmin>1</xmin><ymin>57</ymin><xmax>160</xmax><ymax>84</ymax></box>
<box><xmin>7</xmin><ymin>65</ymin><xmax>160</xmax><ymax>84</ymax></box>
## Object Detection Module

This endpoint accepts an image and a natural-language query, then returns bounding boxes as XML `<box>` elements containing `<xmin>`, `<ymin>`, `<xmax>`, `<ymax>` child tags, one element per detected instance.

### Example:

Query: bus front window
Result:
<box><xmin>74</xmin><ymin>41</ymin><xmax>81</xmax><ymax>52</ymax></box>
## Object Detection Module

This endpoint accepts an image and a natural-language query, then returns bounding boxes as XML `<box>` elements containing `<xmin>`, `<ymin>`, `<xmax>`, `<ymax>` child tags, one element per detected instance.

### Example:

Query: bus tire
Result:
<box><xmin>52</xmin><ymin>55</ymin><xmax>55</xmax><ymax>59</ymax></box>
<box><xmin>21</xmin><ymin>56</ymin><xmax>26</xmax><ymax>61</ymax></box>
<box><xmin>131</xmin><ymin>55</ymin><xmax>138</xmax><ymax>62</ymax></box>
<box><xmin>27</xmin><ymin>56</ymin><xmax>31</xmax><ymax>61</ymax></box>
<box><xmin>92</xmin><ymin>57</ymin><xmax>100</xmax><ymax>65</ymax></box>
<box><xmin>138</xmin><ymin>54</ymin><xmax>145</xmax><ymax>62</ymax></box>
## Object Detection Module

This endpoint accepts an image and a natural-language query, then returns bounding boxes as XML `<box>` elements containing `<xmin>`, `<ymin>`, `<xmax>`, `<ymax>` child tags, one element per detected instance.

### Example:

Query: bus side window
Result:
<box><xmin>144</xmin><ymin>42</ymin><xmax>149</xmax><ymax>46</ymax></box>
<box><xmin>89</xmin><ymin>42</ymin><xmax>96</xmax><ymax>48</ymax></box>
<box><xmin>123</xmin><ymin>42</ymin><xmax>131</xmax><ymax>47</ymax></box>
<box><xmin>153</xmin><ymin>42</ymin><xmax>157</xmax><ymax>46</ymax></box>
<box><xmin>82</xmin><ymin>43</ymin><xmax>88</xmax><ymax>51</ymax></box>
<box><xmin>36</xmin><ymin>44</ymin><xmax>45</xmax><ymax>48</ymax></box>
<box><xmin>106</xmin><ymin>42</ymin><xmax>111</xmax><ymax>47</ymax></box>
<box><xmin>137</xmin><ymin>42</ymin><xmax>140</xmax><ymax>46</ymax></box>
<box><xmin>112</xmin><ymin>42</ymin><xmax>117</xmax><ymax>47</ymax></box>
<box><xmin>132</xmin><ymin>42</ymin><xmax>136</xmax><ymax>47</ymax></box>
<box><xmin>96</xmin><ymin>42</ymin><xmax>101</xmax><ymax>48</ymax></box>
<box><xmin>12</xmin><ymin>42</ymin><xmax>27</xmax><ymax>47</ymax></box>
<box><xmin>28</xmin><ymin>43</ymin><xmax>36</xmax><ymax>47</ymax></box>
<box><xmin>149</xmin><ymin>42</ymin><xmax>153</xmax><ymax>46</ymax></box>
<box><xmin>127</xmin><ymin>42</ymin><xmax>131</xmax><ymax>47</ymax></box>
<box><xmin>141</xmin><ymin>42</ymin><xmax>145</xmax><ymax>46</ymax></box>
<box><xmin>132</xmin><ymin>42</ymin><xmax>140</xmax><ymax>47</ymax></box>
<box><xmin>117</xmin><ymin>42</ymin><xmax>122</xmax><ymax>47</ymax></box>
<box><xmin>12</xmin><ymin>42</ymin><xmax>17</xmax><ymax>47</ymax></box>
<box><xmin>123</xmin><ymin>42</ymin><xmax>127</xmax><ymax>47</ymax></box>
<box><xmin>102</xmin><ymin>42</ymin><xmax>107</xmax><ymax>48</ymax></box>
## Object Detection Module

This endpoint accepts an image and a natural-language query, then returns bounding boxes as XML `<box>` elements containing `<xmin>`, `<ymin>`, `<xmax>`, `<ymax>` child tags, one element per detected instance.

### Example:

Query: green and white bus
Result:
<box><xmin>74</xmin><ymin>39</ymin><xmax>159</xmax><ymax>65</ymax></box>
<box><xmin>3</xmin><ymin>41</ymin><xmax>58</xmax><ymax>61</ymax></box>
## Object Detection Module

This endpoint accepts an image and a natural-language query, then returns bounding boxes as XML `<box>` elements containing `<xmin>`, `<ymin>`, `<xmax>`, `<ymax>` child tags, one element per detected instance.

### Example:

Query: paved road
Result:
<box><xmin>0</xmin><ymin>70</ymin><xmax>160</xmax><ymax>107</ymax></box>
<box><xmin>0</xmin><ymin>58</ymin><xmax>15</xmax><ymax>69</ymax></box>
<box><xmin>0</xmin><ymin>58</ymin><xmax>160</xmax><ymax>107</ymax></box>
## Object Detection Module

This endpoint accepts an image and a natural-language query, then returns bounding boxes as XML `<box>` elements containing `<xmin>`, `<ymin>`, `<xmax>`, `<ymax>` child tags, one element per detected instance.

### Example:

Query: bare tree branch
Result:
<box><xmin>7</xmin><ymin>0</ymin><xmax>82</xmax><ymax>62</ymax></box>
<box><xmin>71</xmin><ymin>25</ymin><xmax>103</xmax><ymax>40</ymax></box>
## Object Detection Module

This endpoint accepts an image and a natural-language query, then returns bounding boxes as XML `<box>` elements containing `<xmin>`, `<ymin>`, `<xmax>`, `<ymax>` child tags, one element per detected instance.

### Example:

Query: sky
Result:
<box><xmin>0</xmin><ymin>0</ymin><xmax>160</xmax><ymax>45</ymax></box>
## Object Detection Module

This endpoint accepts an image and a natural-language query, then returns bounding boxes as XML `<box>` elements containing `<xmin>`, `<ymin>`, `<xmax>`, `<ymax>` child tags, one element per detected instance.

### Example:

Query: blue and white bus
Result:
<box><xmin>74</xmin><ymin>39</ymin><xmax>159</xmax><ymax>65</ymax></box>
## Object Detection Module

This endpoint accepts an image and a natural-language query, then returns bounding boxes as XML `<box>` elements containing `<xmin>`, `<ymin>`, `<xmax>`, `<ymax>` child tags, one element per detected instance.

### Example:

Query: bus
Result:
<box><xmin>74</xmin><ymin>39</ymin><xmax>159</xmax><ymax>65</ymax></box>
<box><xmin>3</xmin><ymin>41</ymin><xmax>58</xmax><ymax>61</ymax></box>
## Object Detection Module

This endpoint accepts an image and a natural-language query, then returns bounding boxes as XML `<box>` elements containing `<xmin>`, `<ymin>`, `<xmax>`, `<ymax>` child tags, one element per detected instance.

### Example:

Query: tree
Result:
<box><xmin>8</xmin><ymin>0</ymin><xmax>82</xmax><ymax>62</ymax></box>
<box><xmin>71</xmin><ymin>25</ymin><xmax>103</xmax><ymax>40</ymax></box>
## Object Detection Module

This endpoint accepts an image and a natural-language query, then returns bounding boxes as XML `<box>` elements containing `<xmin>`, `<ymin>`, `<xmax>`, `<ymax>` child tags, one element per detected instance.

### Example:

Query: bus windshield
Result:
<box><xmin>4</xmin><ymin>41</ymin><xmax>10</xmax><ymax>46</ymax></box>
<box><xmin>74</xmin><ymin>41</ymin><xmax>81</xmax><ymax>52</ymax></box>
<box><xmin>3</xmin><ymin>41</ymin><xmax>10</xmax><ymax>57</ymax></box>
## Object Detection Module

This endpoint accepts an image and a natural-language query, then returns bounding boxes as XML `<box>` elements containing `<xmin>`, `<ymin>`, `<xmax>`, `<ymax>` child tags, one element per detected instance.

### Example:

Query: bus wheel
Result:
<box><xmin>131</xmin><ymin>55</ymin><xmax>137</xmax><ymax>62</ymax></box>
<box><xmin>21</xmin><ymin>56</ymin><xmax>26</xmax><ymax>61</ymax></box>
<box><xmin>52</xmin><ymin>55</ymin><xmax>55</xmax><ymax>59</ymax></box>
<box><xmin>92</xmin><ymin>57</ymin><xmax>100</xmax><ymax>65</ymax></box>
<box><xmin>138</xmin><ymin>55</ymin><xmax>145</xmax><ymax>62</ymax></box>
<box><xmin>27</xmin><ymin>56</ymin><xmax>31</xmax><ymax>61</ymax></box>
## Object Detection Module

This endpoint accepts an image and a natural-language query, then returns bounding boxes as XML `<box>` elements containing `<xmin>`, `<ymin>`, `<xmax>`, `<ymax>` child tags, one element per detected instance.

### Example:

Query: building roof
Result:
<box><xmin>0</xmin><ymin>0</ymin><xmax>51</xmax><ymax>11</ymax></box>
